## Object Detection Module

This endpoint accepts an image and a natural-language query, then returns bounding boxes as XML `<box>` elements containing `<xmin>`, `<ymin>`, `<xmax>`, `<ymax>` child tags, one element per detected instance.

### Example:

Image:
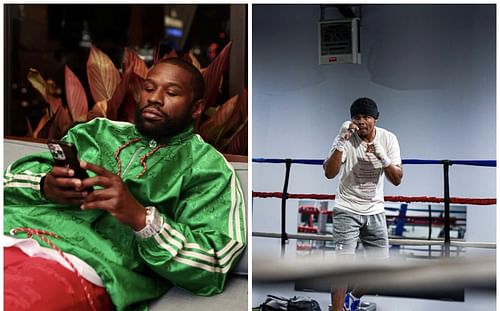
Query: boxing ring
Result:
<box><xmin>252</xmin><ymin>157</ymin><xmax>496</xmax><ymax>294</ymax></box>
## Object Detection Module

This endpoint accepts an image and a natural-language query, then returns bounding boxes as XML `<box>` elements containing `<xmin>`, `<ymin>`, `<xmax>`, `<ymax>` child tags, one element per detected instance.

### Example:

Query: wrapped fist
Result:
<box><xmin>334</xmin><ymin>121</ymin><xmax>358</xmax><ymax>152</ymax></box>
<box><xmin>370</xmin><ymin>141</ymin><xmax>391</xmax><ymax>168</ymax></box>
<box><xmin>338</xmin><ymin>121</ymin><xmax>358</xmax><ymax>140</ymax></box>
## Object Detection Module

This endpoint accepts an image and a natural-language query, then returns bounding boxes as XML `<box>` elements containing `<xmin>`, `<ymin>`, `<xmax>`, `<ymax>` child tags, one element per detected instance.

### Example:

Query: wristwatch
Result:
<box><xmin>134</xmin><ymin>206</ymin><xmax>163</xmax><ymax>239</ymax></box>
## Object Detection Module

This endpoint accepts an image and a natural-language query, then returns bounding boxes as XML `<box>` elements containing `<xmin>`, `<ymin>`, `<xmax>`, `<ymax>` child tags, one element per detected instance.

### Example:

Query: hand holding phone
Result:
<box><xmin>47</xmin><ymin>140</ymin><xmax>93</xmax><ymax>192</ymax></box>
<box><xmin>48</xmin><ymin>140</ymin><xmax>89</xmax><ymax>179</ymax></box>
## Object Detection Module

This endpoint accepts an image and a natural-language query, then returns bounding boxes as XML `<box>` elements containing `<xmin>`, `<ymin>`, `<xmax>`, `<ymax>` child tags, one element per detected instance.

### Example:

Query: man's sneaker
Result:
<box><xmin>343</xmin><ymin>291</ymin><xmax>361</xmax><ymax>311</ymax></box>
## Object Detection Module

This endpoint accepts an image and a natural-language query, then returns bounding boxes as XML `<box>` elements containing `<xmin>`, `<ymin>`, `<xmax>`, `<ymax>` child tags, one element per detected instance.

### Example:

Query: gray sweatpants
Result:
<box><xmin>332</xmin><ymin>208</ymin><xmax>389</xmax><ymax>258</ymax></box>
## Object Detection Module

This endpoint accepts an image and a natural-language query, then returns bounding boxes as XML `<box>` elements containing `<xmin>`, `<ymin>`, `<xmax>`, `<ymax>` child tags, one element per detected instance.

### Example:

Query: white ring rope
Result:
<box><xmin>253</xmin><ymin>231</ymin><xmax>496</xmax><ymax>249</ymax></box>
<box><xmin>253</xmin><ymin>254</ymin><xmax>496</xmax><ymax>290</ymax></box>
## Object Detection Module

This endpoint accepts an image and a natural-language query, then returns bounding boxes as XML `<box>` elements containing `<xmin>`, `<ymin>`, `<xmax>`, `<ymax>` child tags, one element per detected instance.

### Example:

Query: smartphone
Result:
<box><xmin>47</xmin><ymin>139</ymin><xmax>93</xmax><ymax>191</ymax></box>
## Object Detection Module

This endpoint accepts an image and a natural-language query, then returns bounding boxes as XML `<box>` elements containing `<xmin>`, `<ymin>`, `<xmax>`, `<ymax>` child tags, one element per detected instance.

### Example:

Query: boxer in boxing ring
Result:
<box><xmin>252</xmin><ymin>97</ymin><xmax>495</xmax><ymax>311</ymax></box>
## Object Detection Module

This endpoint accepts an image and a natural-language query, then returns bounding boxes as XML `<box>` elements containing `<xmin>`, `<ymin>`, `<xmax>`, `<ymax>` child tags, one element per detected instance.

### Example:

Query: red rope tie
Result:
<box><xmin>115</xmin><ymin>138</ymin><xmax>141</xmax><ymax>176</ymax></box>
<box><xmin>114</xmin><ymin>138</ymin><xmax>165</xmax><ymax>178</ymax></box>
<box><xmin>138</xmin><ymin>144</ymin><xmax>165</xmax><ymax>178</ymax></box>
<box><xmin>9</xmin><ymin>228</ymin><xmax>97</xmax><ymax>311</ymax></box>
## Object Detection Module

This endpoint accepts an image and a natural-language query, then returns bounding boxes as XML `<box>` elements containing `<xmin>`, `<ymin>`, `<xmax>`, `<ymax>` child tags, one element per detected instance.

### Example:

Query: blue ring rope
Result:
<box><xmin>253</xmin><ymin>158</ymin><xmax>496</xmax><ymax>167</ymax></box>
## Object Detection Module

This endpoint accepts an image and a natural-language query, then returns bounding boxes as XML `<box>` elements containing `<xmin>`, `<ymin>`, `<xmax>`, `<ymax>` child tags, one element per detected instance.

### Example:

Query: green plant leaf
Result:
<box><xmin>87</xmin><ymin>45</ymin><xmax>121</xmax><ymax>102</ymax></box>
<box><xmin>64</xmin><ymin>65</ymin><xmax>88</xmax><ymax>122</ymax></box>
<box><xmin>27</xmin><ymin>69</ymin><xmax>62</xmax><ymax>118</ymax></box>
<box><xmin>27</xmin><ymin>68</ymin><xmax>48</xmax><ymax>102</ymax></box>
<box><xmin>201</xmin><ymin>41</ymin><xmax>232</xmax><ymax>108</ymax></box>
<box><xmin>27</xmin><ymin>68</ymin><xmax>62</xmax><ymax>118</ymax></box>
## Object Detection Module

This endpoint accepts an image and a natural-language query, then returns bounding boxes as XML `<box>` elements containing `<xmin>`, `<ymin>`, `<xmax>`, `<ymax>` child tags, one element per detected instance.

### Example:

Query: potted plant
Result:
<box><xmin>24</xmin><ymin>42</ymin><xmax>247</xmax><ymax>157</ymax></box>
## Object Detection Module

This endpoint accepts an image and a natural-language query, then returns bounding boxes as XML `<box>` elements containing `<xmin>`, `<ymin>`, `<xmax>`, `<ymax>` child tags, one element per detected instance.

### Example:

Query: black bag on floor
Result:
<box><xmin>259</xmin><ymin>294</ymin><xmax>322</xmax><ymax>311</ymax></box>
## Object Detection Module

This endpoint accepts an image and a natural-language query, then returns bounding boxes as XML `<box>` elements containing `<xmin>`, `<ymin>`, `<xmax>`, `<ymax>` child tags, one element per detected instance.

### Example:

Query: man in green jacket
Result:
<box><xmin>4</xmin><ymin>58</ymin><xmax>247</xmax><ymax>311</ymax></box>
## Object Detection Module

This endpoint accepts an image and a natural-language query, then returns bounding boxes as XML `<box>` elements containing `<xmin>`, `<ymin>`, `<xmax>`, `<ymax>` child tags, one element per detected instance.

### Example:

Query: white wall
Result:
<box><xmin>252</xmin><ymin>4</ymin><xmax>496</xmax><ymax>309</ymax></box>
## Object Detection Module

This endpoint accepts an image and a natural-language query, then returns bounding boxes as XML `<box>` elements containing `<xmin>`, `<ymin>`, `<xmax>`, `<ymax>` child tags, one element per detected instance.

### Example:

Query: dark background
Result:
<box><xmin>4</xmin><ymin>4</ymin><xmax>247</xmax><ymax>137</ymax></box>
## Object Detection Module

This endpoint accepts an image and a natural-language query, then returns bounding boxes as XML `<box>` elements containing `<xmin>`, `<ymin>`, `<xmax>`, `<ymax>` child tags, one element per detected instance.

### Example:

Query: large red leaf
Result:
<box><xmin>198</xmin><ymin>96</ymin><xmax>236</xmax><ymax>145</ymax></box>
<box><xmin>45</xmin><ymin>80</ymin><xmax>63</xmax><ymax>117</ymax></box>
<box><xmin>127</xmin><ymin>72</ymin><xmax>144</xmax><ymax>106</ymax></box>
<box><xmin>183</xmin><ymin>52</ymin><xmax>202</xmax><ymax>70</ymax></box>
<box><xmin>87</xmin><ymin>46</ymin><xmax>121</xmax><ymax>102</ymax></box>
<box><xmin>153</xmin><ymin>45</ymin><xmax>160</xmax><ymax>64</ymax></box>
<box><xmin>108</xmin><ymin>68</ymin><xmax>143</xmax><ymax>121</ymax></box>
<box><xmin>224</xmin><ymin>89</ymin><xmax>248</xmax><ymax>156</ymax></box>
<box><xmin>116</xmin><ymin>72</ymin><xmax>143</xmax><ymax>123</ymax></box>
<box><xmin>201</xmin><ymin>41</ymin><xmax>232</xmax><ymax>108</ymax></box>
<box><xmin>107</xmin><ymin>68</ymin><xmax>132</xmax><ymax>120</ymax></box>
<box><xmin>108</xmin><ymin>49</ymin><xmax>147</xmax><ymax>120</ymax></box>
<box><xmin>117</xmin><ymin>93</ymin><xmax>138</xmax><ymax>123</ymax></box>
<box><xmin>31</xmin><ymin>91</ymin><xmax>64</xmax><ymax>139</ymax></box>
<box><xmin>238</xmin><ymin>88</ymin><xmax>248</xmax><ymax>118</ymax></box>
<box><xmin>123</xmin><ymin>47</ymin><xmax>148</xmax><ymax>79</ymax></box>
<box><xmin>153</xmin><ymin>44</ymin><xmax>178</xmax><ymax>64</ymax></box>
<box><xmin>32</xmin><ymin>111</ymin><xmax>50</xmax><ymax>139</ymax></box>
<box><xmin>25</xmin><ymin>116</ymin><xmax>33</xmax><ymax>137</ymax></box>
<box><xmin>48</xmin><ymin>106</ymin><xmax>72</xmax><ymax>139</ymax></box>
<box><xmin>64</xmin><ymin>65</ymin><xmax>88</xmax><ymax>122</ymax></box>
<box><xmin>160</xmin><ymin>49</ymin><xmax>178</xmax><ymax>62</ymax></box>
<box><xmin>198</xmin><ymin>88</ymin><xmax>247</xmax><ymax>147</ymax></box>
<box><xmin>220</xmin><ymin>89</ymin><xmax>247</xmax><ymax>152</ymax></box>
<box><xmin>223</xmin><ymin>122</ymin><xmax>248</xmax><ymax>155</ymax></box>
<box><xmin>87</xmin><ymin>100</ymin><xmax>108</xmax><ymax>120</ymax></box>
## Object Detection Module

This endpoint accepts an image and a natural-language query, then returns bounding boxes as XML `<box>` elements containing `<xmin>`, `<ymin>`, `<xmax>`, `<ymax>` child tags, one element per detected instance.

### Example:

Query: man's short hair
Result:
<box><xmin>156</xmin><ymin>58</ymin><xmax>205</xmax><ymax>103</ymax></box>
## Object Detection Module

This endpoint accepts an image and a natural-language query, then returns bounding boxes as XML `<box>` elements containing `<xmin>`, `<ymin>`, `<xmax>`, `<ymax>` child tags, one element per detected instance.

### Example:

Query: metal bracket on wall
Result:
<box><xmin>320</xmin><ymin>4</ymin><xmax>361</xmax><ymax>21</ymax></box>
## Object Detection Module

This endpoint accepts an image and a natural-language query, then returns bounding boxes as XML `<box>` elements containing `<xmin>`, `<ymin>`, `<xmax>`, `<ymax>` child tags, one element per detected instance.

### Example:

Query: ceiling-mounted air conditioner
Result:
<box><xmin>318</xmin><ymin>18</ymin><xmax>361</xmax><ymax>65</ymax></box>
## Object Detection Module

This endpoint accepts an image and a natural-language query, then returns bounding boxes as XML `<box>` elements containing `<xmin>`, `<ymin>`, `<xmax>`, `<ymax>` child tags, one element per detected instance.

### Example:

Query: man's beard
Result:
<box><xmin>134</xmin><ymin>105</ymin><xmax>193</xmax><ymax>140</ymax></box>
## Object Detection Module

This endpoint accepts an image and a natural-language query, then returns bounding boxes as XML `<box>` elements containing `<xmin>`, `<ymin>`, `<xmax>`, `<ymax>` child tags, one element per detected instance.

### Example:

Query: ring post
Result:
<box><xmin>428</xmin><ymin>204</ymin><xmax>432</xmax><ymax>257</ymax></box>
<box><xmin>443</xmin><ymin>160</ymin><xmax>451</xmax><ymax>256</ymax></box>
<box><xmin>281</xmin><ymin>159</ymin><xmax>292</xmax><ymax>257</ymax></box>
<box><xmin>395</xmin><ymin>203</ymin><xmax>408</xmax><ymax>236</ymax></box>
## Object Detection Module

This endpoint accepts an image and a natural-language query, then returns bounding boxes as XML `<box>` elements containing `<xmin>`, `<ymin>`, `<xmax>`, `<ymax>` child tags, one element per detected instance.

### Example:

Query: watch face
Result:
<box><xmin>135</xmin><ymin>207</ymin><xmax>162</xmax><ymax>239</ymax></box>
<box><xmin>147</xmin><ymin>206</ymin><xmax>161</xmax><ymax>225</ymax></box>
<box><xmin>145</xmin><ymin>206</ymin><xmax>155</xmax><ymax>224</ymax></box>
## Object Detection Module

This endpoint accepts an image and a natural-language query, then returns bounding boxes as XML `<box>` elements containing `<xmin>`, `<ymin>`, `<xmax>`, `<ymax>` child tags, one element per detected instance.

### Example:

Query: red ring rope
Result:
<box><xmin>252</xmin><ymin>191</ymin><xmax>496</xmax><ymax>205</ymax></box>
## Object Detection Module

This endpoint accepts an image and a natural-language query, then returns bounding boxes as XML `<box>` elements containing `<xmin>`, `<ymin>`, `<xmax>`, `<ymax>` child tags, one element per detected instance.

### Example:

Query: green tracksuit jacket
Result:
<box><xmin>4</xmin><ymin>118</ymin><xmax>247</xmax><ymax>310</ymax></box>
